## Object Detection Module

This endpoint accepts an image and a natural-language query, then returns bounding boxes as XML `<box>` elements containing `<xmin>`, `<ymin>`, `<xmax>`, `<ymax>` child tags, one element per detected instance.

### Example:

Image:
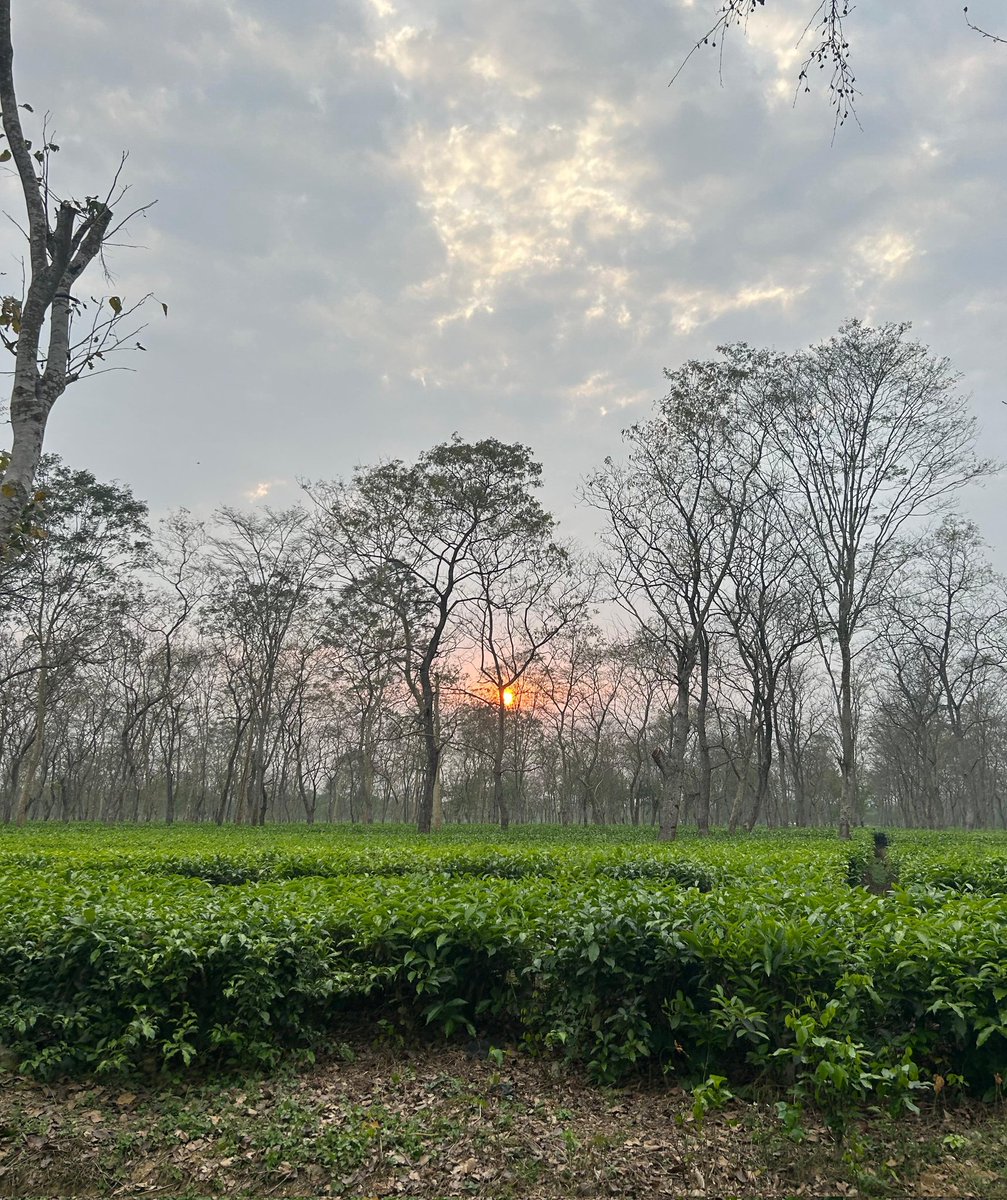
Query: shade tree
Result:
<box><xmin>318</xmin><ymin>437</ymin><xmax>556</xmax><ymax>834</ymax></box>
<box><xmin>202</xmin><ymin>506</ymin><xmax>327</xmax><ymax>826</ymax></box>
<box><xmin>1</xmin><ymin>457</ymin><xmax>148</xmax><ymax>823</ymax></box>
<box><xmin>751</xmin><ymin>320</ymin><xmax>995</xmax><ymax>837</ymax></box>
<box><xmin>587</xmin><ymin>355</ymin><xmax>767</xmax><ymax>840</ymax></box>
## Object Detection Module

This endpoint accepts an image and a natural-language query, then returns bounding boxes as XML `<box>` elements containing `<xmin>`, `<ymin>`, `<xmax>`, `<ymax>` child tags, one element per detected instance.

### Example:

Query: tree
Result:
<box><xmin>469</xmin><ymin>544</ymin><xmax>588</xmax><ymax>828</ymax></box>
<box><xmin>676</xmin><ymin>2</ymin><xmax>1003</xmax><ymax>131</ymax></box>
<box><xmin>322</xmin><ymin>593</ymin><xmax>403</xmax><ymax>825</ymax></box>
<box><xmin>202</xmin><ymin>507</ymin><xmax>326</xmax><ymax>826</ymax></box>
<box><xmin>606</xmin><ymin>634</ymin><xmax>678</xmax><ymax>826</ymax></box>
<box><xmin>754</xmin><ymin>320</ymin><xmax>995</xmax><ymax>838</ymax></box>
<box><xmin>142</xmin><ymin>512</ymin><xmax>209</xmax><ymax>823</ymax></box>
<box><xmin>0</xmin><ymin>0</ymin><xmax>155</xmax><ymax>556</ymax></box>
<box><xmin>587</xmin><ymin>357</ymin><xmax>765</xmax><ymax>840</ymax></box>
<box><xmin>320</xmin><ymin>437</ymin><xmax>554</xmax><ymax>834</ymax></box>
<box><xmin>1</xmin><ymin>457</ymin><xmax>148</xmax><ymax>824</ymax></box>
<box><xmin>881</xmin><ymin>516</ymin><xmax>1007</xmax><ymax>827</ymax></box>
<box><xmin>721</xmin><ymin>479</ymin><xmax>820</xmax><ymax>832</ymax></box>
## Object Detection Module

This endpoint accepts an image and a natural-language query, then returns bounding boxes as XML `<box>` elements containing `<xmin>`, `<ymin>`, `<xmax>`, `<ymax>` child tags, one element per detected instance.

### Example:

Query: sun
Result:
<box><xmin>501</xmin><ymin>688</ymin><xmax>516</xmax><ymax>708</ymax></box>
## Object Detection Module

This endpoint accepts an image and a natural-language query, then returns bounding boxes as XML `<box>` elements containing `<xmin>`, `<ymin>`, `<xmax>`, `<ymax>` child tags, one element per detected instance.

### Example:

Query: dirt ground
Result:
<box><xmin>2</xmin><ymin>1036</ymin><xmax>1007</xmax><ymax>1199</ymax></box>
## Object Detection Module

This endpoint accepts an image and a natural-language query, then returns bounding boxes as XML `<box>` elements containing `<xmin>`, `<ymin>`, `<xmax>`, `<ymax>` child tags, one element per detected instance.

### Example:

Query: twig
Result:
<box><xmin>964</xmin><ymin>5</ymin><xmax>1007</xmax><ymax>44</ymax></box>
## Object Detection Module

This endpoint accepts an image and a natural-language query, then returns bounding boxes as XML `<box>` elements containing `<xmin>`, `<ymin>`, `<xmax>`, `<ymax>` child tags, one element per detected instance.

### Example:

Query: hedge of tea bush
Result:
<box><xmin>2</xmin><ymin>823</ymin><xmax>1007</xmax><ymax>1109</ymax></box>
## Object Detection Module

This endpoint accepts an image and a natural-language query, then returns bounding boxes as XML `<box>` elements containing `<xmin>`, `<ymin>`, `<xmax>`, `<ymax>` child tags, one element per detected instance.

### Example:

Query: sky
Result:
<box><xmin>3</xmin><ymin>0</ymin><xmax>1007</xmax><ymax>556</ymax></box>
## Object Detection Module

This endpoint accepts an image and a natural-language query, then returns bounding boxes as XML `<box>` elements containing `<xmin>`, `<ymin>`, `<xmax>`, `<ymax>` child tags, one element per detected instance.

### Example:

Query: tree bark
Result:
<box><xmin>695</xmin><ymin>632</ymin><xmax>712</xmax><ymax>835</ymax></box>
<box><xmin>416</xmin><ymin>671</ymin><xmax>439</xmax><ymax>835</ymax></box>
<box><xmin>837</xmin><ymin>637</ymin><xmax>856</xmax><ymax>840</ymax></box>
<box><xmin>15</xmin><ymin>661</ymin><xmax>46</xmax><ymax>826</ymax></box>
<box><xmin>492</xmin><ymin>695</ymin><xmax>509</xmax><ymax>829</ymax></box>
<box><xmin>655</xmin><ymin>673</ymin><xmax>691</xmax><ymax>842</ymax></box>
<box><xmin>0</xmin><ymin>3</ymin><xmax>113</xmax><ymax>551</ymax></box>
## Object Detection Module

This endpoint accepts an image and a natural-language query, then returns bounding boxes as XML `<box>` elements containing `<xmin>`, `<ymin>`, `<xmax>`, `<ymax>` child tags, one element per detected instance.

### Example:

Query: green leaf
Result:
<box><xmin>108</xmin><ymin>296</ymin><xmax>122</xmax><ymax>315</ymax></box>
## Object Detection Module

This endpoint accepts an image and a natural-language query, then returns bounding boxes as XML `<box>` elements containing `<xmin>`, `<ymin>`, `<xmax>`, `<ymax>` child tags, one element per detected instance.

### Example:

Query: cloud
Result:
<box><xmin>5</xmin><ymin>0</ymin><xmax>1005</xmax><ymax>563</ymax></box>
<box><xmin>243</xmin><ymin>481</ymin><xmax>286</xmax><ymax>503</ymax></box>
<box><xmin>662</xmin><ymin>280</ymin><xmax>811</xmax><ymax>336</ymax></box>
<box><xmin>853</xmin><ymin>231</ymin><xmax>917</xmax><ymax>283</ymax></box>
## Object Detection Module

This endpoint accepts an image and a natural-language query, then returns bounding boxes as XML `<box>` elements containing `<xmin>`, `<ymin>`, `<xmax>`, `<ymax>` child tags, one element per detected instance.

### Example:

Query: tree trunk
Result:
<box><xmin>656</xmin><ymin>676</ymin><xmax>690</xmax><ymax>842</ymax></box>
<box><xmin>492</xmin><ymin>696</ymin><xmax>509</xmax><ymax>829</ymax></box>
<box><xmin>695</xmin><ymin>634</ymin><xmax>712</xmax><ymax>834</ymax></box>
<box><xmin>431</xmin><ymin>768</ymin><xmax>443</xmax><ymax>831</ymax></box>
<box><xmin>416</xmin><ymin>671</ymin><xmax>441</xmax><ymax>834</ymax></box>
<box><xmin>837</xmin><ymin>638</ymin><xmax>856</xmax><ymax>840</ymax></box>
<box><xmin>0</xmin><ymin>6</ymin><xmax>113</xmax><ymax>552</ymax></box>
<box><xmin>164</xmin><ymin>715</ymin><xmax>178</xmax><ymax>825</ymax></box>
<box><xmin>746</xmin><ymin>692</ymin><xmax>776</xmax><ymax>833</ymax></box>
<box><xmin>360</xmin><ymin>747</ymin><xmax>375</xmax><ymax>825</ymax></box>
<box><xmin>15</xmin><ymin>663</ymin><xmax>46</xmax><ymax>826</ymax></box>
<box><xmin>417</xmin><ymin>714</ymin><xmax>439</xmax><ymax>835</ymax></box>
<box><xmin>727</xmin><ymin>696</ymin><xmax>758</xmax><ymax>834</ymax></box>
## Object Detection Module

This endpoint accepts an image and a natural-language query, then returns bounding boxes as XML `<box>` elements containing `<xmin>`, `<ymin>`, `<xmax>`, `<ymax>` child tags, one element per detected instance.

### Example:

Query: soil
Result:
<box><xmin>2</xmin><ymin>1034</ymin><xmax>1006</xmax><ymax>1199</ymax></box>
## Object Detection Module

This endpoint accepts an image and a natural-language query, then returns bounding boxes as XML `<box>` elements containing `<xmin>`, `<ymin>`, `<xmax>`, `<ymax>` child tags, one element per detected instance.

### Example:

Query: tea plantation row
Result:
<box><xmin>3</xmin><ymin>824</ymin><xmax>1007</xmax><ymax>1122</ymax></box>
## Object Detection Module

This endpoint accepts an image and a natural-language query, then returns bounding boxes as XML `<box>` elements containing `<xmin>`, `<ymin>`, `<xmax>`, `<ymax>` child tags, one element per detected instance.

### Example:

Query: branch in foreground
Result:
<box><xmin>964</xmin><ymin>5</ymin><xmax>1007</xmax><ymax>45</ymax></box>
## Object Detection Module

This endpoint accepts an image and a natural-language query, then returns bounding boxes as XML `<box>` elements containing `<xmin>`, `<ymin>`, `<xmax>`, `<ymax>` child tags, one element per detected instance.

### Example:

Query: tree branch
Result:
<box><xmin>964</xmin><ymin>5</ymin><xmax>1007</xmax><ymax>44</ymax></box>
<box><xmin>0</xmin><ymin>1</ymin><xmax>47</xmax><ymax>275</ymax></box>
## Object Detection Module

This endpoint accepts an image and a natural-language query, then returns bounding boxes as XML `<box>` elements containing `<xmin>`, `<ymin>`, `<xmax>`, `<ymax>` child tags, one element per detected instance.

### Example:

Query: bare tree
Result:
<box><xmin>535</xmin><ymin>623</ymin><xmax>628</xmax><ymax>825</ymax></box>
<box><xmin>203</xmin><ymin>507</ymin><xmax>326</xmax><ymax>826</ymax></box>
<box><xmin>322</xmin><ymin>594</ymin><xmax>403</xmax><ymax>825</ymax></box>
<box><xmin>721</xmin><ymin>483</ymin><xmax>820</xmax><ymax>832</ymax></box>
<box><xmin>3</xmin><ymin>458</ymin><xmax>148</xmax><ymax>824</ymax></box>
<box><xmin>881</xmin><ymin>516</ymin><xmax>1007</xmax><ymax>827</ymax></box>
<box><xmin>587</xmin><ymin>357</ymin><xmax>765</xmax><ymax>840</ymax></box>
<box><xmin>0</xmin><ymin>2</ymin><xmax>157</xmax><ymax>555</ymax></box>
<box><xmin>754</xmin><ymin>320</ymin><xmax>996</xmax><ymax>838</ymax></box>
<box><xmin>134</xmin><ymin>511</ymin><xmax>207</xmax><ymax>823</ymax></box>
<box><xmin>469</xmin><ymin>544</ymin><xmax>588</xmax><ymax>828</ymax></box>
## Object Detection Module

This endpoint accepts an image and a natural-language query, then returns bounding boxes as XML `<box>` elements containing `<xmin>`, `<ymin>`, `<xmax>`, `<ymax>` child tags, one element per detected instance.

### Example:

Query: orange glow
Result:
<box><xmin>501</xmin><ymin>688</ymin><xmax>516</xmax><ymax>708</ymax></box>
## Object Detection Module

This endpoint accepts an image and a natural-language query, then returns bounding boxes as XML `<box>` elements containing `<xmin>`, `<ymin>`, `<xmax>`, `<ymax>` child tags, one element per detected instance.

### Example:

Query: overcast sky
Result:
<box><xmin>4</xmin><ymin>0</ymin><xmax>1006</xmax><ymax>555</ymax></box>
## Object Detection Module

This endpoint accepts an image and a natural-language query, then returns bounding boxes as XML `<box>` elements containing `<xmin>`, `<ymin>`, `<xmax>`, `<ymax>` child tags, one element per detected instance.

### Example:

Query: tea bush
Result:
<box><xmin>3</xmin><ymin>822</ymin><xmax>1007</xmax><ymax>1114</ymax></box>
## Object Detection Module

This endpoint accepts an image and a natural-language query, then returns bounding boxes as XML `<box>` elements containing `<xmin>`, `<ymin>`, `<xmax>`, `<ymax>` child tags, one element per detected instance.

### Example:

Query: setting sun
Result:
<box><xmin>502</xmin><ymin>688</ymin><xmax>515</xmax><ymax>707</ymax></box>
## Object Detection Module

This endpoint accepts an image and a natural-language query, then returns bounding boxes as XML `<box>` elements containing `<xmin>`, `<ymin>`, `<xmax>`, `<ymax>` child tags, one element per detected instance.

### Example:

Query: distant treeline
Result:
<box><xmin>1</xmin><ymin>323</ymin><xmax>1003</xmax><ymax>834</ymax></box>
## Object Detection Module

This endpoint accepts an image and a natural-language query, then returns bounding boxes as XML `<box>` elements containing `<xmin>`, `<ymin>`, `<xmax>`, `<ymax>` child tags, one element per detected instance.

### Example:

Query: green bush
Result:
<box><xmin>2</xmin><ymin>822</ymin><xmax>1007</xmax><ymax>1115</ymax></box>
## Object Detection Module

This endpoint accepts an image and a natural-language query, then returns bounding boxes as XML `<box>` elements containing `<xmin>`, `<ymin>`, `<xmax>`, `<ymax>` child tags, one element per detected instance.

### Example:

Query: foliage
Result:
<box><xmin>2</xmin><ymin>823</ymin><xmax>1007</xmax><ymax>1125</ymax></box>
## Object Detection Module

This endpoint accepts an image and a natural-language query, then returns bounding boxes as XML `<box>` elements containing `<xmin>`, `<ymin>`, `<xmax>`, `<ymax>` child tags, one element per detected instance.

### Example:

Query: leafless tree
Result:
<box><xmin>468</xmin><ymin>545</ymin><xmax>589</xmax><ymax>828</ymax></box>
<box><xmin>753</xmin><ymin>320</ymin><xmax>996</xmax><ymax>838</ymax></box>
<box><xmin>878</xmin><ymin>516</ymin><xmax>1007</xmax><ymax>827</ymax></box>
<box><xmin>721</xmin><ymin>481</ymin><xmax>820</xmax><ymax>832</ymax></box>
<box><xmin>2</xmin><ymin>458</ymin><xmax>147</xmax><ymax>823</ymax></box>
<box><xmin>203</xmin><ymin>507</ymin><xmax>326</xmax><ymax>826</ymax></box>
<box><xmin>587</xmin><ymin>356</ymin><xmax>766</xmax><ymax>840</ymax></box>
<box><xmin>0</xmin><ymin>1</ymin><xmax>157</xmax><ymax>554</ymax></box>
